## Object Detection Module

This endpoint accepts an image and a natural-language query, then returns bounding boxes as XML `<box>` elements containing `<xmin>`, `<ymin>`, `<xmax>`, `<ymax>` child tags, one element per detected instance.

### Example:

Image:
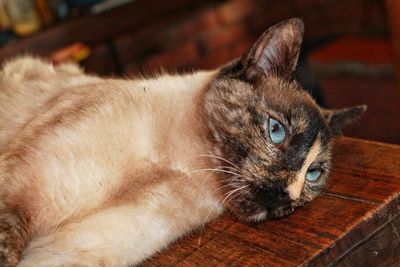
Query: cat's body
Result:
<box><xmin>0</xmin><ymin>58</ymin><xmax>224</xmax><ymax>266</ymax></box>
<box><xmin>0</xmin><ymin>19</ymin><xmax>365</xmax><ymax>266</ymax></box>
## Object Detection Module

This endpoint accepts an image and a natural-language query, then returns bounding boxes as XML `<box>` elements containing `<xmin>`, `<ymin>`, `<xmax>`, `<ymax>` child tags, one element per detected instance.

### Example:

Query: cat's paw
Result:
<box><xmin>0</xmin><ymin>209</ymin><xmax>27</xmax><ymax>267</ymax></box>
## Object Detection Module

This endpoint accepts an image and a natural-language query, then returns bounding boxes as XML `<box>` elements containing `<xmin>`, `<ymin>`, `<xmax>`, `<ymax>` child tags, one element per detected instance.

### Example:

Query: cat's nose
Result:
<box><xmin>273</xmin><ymin>188</ymin><xmax>292</xmax><ymax>207</ymax></box>
<box><xmin>257</xmin><ymin>184</ymin><xmax>293</xmax><ymax>208</ymax></box>
<box><xmin>278</xmin><ymin>188</ymin><xmax>291</xmax><ymax>204</ymax></box>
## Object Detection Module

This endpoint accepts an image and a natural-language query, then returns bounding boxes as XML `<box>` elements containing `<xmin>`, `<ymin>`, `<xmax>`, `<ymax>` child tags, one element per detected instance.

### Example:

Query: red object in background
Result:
<box><xmin>307</xmin><ymin>36</ymin><xmax>399</xmax><ymax>144</ymax></box>
<box><xmin>50</xmin><ymin>42</ymin><xmax>90</xmax><ymax>64</ymax></box>
<box><xmin>309</xmin><ymin>37</ymin><xmax>393</xmax><ymax>65</ymax></box>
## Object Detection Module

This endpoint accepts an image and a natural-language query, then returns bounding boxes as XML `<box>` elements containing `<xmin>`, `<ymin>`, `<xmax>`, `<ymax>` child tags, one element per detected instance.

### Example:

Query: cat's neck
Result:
<box><xmin>128</xmin><ymin>70</ymin><xmax>225</xmax><ymax>217</ymax></box>
<box><xmin>130</xmin><ymin>71</ymin><xmax>222</xmax><ymax>182</ymax></box>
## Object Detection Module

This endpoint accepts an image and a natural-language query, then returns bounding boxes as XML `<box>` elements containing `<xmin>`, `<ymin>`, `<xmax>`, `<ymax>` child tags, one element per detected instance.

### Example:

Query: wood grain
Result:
<box><xmin>142</xmin><ymin>137</ymin><xmax>400</xmax><ymax>266</ymax></box>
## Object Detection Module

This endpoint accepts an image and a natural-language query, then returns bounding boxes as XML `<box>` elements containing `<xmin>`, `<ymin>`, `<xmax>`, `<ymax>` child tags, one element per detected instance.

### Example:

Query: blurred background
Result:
<box><xmin>0</xmin><ymin>0</ymin><xmax>399</xmax><ymax>144</ymax></box>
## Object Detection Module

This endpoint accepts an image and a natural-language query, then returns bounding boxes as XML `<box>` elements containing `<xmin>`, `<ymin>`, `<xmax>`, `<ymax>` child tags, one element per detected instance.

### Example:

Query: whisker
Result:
<box><xmin>218</xmin><ymin>165</ymin><xmax>242</xmax><ymax>174</ymax></box>
<box><xmin>189</xmin><ymin>154</ymin><xmax>240</xmax><ymax>170</ymax></box>
<box><xmin>225</xmin><ymin>189</ymin><xmax>245</xmax><ymax>205</ymax></box>
<box><xmin>213</xmin><ymin>182</ymin><xmax>243</xmax><ymax>193</ymax></box>
<box><xmin>198</xmin><ymin>185</ymin><xmax>250</xmax><ymax>245</ymax></box>
<box><xmin>189</xmin><ymin>168</ymin><xmax>240</xmax><ymax>177</ymax></box>
<box><xmin>220</xmin><ymin>185</ymin><xmax>249</xmax><ymax>207</ymax></box>
<box><xmin>225</xmin><ymin>189</ymin><xmax>251</xmax><ymax>211</ymax></box>
<box><xmin>173</xmin><ymin>167</ymin><xmax>239</xmax><ymax>185</ymax></box>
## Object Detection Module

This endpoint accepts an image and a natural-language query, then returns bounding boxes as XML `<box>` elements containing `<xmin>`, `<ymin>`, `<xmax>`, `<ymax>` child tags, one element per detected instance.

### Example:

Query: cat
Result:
<box><xmin>0</xmin><ymin>18</ymin><xmax>366</xmax><ymax>266</ymax></box>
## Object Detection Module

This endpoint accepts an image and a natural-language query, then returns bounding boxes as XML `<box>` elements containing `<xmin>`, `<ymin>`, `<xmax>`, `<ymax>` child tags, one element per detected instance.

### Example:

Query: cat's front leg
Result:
<box><xmin>17</xmin><ymin>180</ymin><xmax>222</xmax><ymax>267</ymax></box>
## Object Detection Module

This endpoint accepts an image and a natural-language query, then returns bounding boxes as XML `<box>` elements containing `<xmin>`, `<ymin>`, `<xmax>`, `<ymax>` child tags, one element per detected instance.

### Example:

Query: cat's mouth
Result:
<box><xmin>266</xmin><ymin>203</ymin><xmax>295</xmax><ymax>220</ymax></box>
<box><xmin>237</xmin><ymin>204</ymin><xmax>295</xmax><ymax>223</ymax></box>
<box><xmin>224</xmin><ymin>193</ymin><xmax>296</xmax><ymax>222</ymax></box>
<box><xmin>243</xmin><ymin>204</ymin><xmax>295</xmax><ymax>222</ymax></box>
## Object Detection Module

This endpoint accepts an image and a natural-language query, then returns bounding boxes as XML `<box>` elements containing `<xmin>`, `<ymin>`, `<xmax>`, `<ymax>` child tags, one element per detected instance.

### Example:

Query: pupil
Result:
<box><xmin>272</xmin><ymin>124</ymin><xmax>280</xmax><ymax>133</ymax></box>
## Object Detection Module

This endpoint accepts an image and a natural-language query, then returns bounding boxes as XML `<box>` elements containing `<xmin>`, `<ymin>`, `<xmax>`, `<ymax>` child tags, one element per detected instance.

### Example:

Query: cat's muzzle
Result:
<box><xmin>257</xmin><ymin>183</ymin><xmax>295</xmax><ymax>219</ymax></box>
<box><xmin>266</xmin><ymin>202</ymin><xmax>295</xmax><ymax>219</ymax></box>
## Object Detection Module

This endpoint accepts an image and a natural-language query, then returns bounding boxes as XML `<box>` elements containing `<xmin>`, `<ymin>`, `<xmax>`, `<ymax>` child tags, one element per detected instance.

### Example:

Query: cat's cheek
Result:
<box><xmin>300</xmin><ymin>184</ymin><xmax>326</xmax><ymax>204</ymax></box>
<box><xmin>225</xmin><ymin>198</ymin><xmax>266</xmax><ymax>222</ymax></box>
<box><xmin>292</xmin><ymin>191</ymin><xmax>318</xmax><ymax>209</ymax></box>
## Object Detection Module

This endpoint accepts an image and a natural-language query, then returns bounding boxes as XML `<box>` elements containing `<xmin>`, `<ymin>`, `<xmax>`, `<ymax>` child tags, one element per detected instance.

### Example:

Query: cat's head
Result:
<box><xmin>203</xmin><ymin>18</ymin><xmax>366</xmax><ymax>222</ymax></box>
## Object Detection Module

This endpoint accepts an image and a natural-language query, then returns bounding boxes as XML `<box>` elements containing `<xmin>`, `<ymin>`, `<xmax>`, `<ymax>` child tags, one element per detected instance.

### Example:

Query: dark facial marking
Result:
<box><xmin>284</xmin><ymin>105</ymin><xmax>329</xmax><ymax>171</ymax></box>
<box><xmin>284</xmin><ymin>133</ymin><xmax>308</xmax><ymax>171</ymax></box>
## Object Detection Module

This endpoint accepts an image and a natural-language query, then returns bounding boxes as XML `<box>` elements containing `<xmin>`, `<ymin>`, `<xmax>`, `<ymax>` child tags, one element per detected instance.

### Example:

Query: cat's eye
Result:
<box><xmin>306</xmin><ymin>168</ymin><xmax>322</xmax><ymax>182</ymax></box>
<box><xmin>268</xmin><ymin>118</ymin><xmax>286</xmax><ymax>144</ymax></box>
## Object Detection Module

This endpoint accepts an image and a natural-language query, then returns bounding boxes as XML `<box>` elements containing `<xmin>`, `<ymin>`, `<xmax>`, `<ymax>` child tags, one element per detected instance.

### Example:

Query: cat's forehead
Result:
<box><xmin>258</xmin><ymin>77</ymin><xmax>312</xmax><ymax>109</ymax></box>
<box><xmin>252</xmin><ymin>77</ymin><xmax>331</xmax><ymax>153</ymax></box>
<box><xmin>256</xmin><ymin>78</ymin><xmax>324</xmax><ymax>124</ymax></box>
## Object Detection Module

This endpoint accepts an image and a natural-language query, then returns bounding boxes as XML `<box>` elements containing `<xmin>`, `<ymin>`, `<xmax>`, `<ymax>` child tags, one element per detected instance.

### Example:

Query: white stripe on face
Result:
<box><xmin>286</xmin><ymin>137</ymin><xmax>321</xmax><ymax>201</ymax></box>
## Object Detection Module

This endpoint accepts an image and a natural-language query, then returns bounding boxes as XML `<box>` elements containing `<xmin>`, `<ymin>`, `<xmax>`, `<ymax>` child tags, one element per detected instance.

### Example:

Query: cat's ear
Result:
<box><xmin>322</xmin><ymin>105</ymin><xmax>367</xmax><ymax>136</ymax></box>
<box><xmin>241</xmin><ymin>18</ymin><xmax>304</xmax><ymax>81</ymax></box>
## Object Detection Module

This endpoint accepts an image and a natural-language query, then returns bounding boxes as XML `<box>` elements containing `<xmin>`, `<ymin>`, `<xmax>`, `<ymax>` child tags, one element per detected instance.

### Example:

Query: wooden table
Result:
<box><xmin>143</xmin><ymin>137</ymin><xmax>400</xmax><ymax>266</ymax></box>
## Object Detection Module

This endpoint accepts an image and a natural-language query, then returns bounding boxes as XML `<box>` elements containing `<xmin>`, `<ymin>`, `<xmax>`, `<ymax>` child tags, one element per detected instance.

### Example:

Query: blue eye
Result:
<box><xmin>306</xmin><ymin>169</ymin><xmax>322</xmax><ymax>182</ymax></box>
<box><xmin>268</xmin><ymin>118</ymin><xmax>286</xmax><ymax>144</ymax></box>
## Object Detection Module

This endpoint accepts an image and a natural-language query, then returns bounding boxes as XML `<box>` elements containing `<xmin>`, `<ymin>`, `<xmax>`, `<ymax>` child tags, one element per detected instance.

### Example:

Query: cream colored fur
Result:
<box><xmin>0</xmin><ymin>57</ymin><xmax>224</xmax><ymax>266</ymax></box>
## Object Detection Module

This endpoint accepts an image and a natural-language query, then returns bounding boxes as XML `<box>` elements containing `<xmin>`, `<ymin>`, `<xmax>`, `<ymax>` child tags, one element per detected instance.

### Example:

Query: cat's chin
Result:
<box><xmin>246</xmin><ymin>211</ymin><xmax>268</xmax><ymax>222</ymax></box>
<box><xmin>232</xmin><ymin>204</ymin><xmax>296</xmax><ymax>223</ymax></box>
<box><xmin>266</xmin><ymin>204</ymin><xmax>295</xmax><ymax>220</ymax></box>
